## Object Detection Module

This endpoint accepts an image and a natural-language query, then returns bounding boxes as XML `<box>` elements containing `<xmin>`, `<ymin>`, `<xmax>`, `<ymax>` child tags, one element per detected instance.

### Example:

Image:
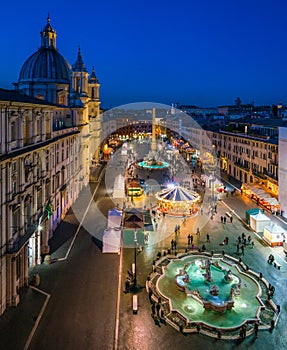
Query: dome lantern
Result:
<box><xmin>40</xmin><ymin>15</ymin><xmax>57</xmax><ymax>49</ymax></box>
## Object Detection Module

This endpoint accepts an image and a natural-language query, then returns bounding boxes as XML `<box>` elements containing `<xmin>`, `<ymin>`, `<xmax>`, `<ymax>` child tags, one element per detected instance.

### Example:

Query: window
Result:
<box><xmin>12</xmin><ymin>162</ymin><xmax>17</xmax><ymax>172</ymax></box>
<box><xmin>11</xmin><ymin>122</ymin><xmax>16</xmax><ymax>141</ymax></box>
<box><xmin>12</xmin><ymin>181</ymin><xmax>17</xmax><ymax>195</ymax></box>
<box><xmin>36</xmin><ymin>119</ymin><xmax>40</xmax><ymax>135</ymax></box>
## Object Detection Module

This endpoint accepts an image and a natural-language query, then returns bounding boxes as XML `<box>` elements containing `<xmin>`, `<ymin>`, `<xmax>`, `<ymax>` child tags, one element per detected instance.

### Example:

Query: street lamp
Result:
<box><xmin>130</xmin><ymin>228</ymin><xmax>141</xmax><ymax>292</ymax></box>
<box><xmin>133</xmin><ymin>229</ymin><xmax>137</xmax><ymax>288</ymax></box>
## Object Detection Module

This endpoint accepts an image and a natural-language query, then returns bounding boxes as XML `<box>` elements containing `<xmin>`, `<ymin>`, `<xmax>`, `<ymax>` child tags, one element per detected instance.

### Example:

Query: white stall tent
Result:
<box><xmin>249</xmin><ymin>211</ymin><xmax>271</xmax><ymax>233</ymax></box>
<box><xmin>102</xmin><ymin>208</ymin><xmax>122</xmax><ymax>253</ymax></box>
<box><xmin>102</xmin><ymin>228</ymin><xmax>121</xmax><ymax>253</ymax></box>
<box><xmin>263</xmin><ymin>223</ymin><xmax>286</xmax><ymax>247</ymax></box>
<box><xmin>113</xmin><ymin>174</ymin><xmax>125</xmax><ymax>198</ymax></box>
<box><xmin>107</xmin><ymin>208</ymin><xmax>122</xmax><ymax>228</ymax></box>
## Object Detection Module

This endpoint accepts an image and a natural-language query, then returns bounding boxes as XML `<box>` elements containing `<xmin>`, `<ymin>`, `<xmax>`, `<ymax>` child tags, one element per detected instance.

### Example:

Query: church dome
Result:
<box><xmin>18</xmin><ymin>16</ymin><xmax>70</xmax><ymax>84</ymax></box>
<box><xmin>19</xmin><ymin>48</ymin><xmax>70</xmax><ymax>83</ymax></box>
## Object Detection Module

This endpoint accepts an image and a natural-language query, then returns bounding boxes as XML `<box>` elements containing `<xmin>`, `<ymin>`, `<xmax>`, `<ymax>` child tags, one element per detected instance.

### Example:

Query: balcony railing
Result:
<box><xmin>265</xmin><ymin>172</ymin><xmax>278</xmax><ymax>181</ymax></box>
<box><xmin>234</xmin><ymin>162</ymin><xmax>250</xmax><ymax>171</ymax></box>
<box><xmin>252</xmin><ymin>171</ymin><xmax>266</xmax><ymax>180</ymax></box>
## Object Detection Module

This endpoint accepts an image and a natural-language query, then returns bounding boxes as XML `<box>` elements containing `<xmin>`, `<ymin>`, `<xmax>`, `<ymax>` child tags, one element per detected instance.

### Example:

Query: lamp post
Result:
<box><xmin>130</xmin><ymin>227</ymin><xmax>140</xmax><ymax>292</ymax></box>
<box><xmin>133</xmin><ymin>229</ymin><xmax>137</xmax><ymax>288</ymax></box>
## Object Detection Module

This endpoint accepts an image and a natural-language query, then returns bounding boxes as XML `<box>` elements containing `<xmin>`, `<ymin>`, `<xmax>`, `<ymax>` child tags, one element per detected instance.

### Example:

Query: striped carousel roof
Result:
<box><xmin>156</xmin><ymin>186</ymin><xmax>200</xmax><ymax>202</ymax></box>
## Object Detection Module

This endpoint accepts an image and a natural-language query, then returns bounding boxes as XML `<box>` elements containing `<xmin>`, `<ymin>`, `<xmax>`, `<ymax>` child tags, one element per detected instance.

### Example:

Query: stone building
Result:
<box><xmin>0</xmin><ymin>17</ymin><xmax>101</xmax><ymax>315</ymax></box>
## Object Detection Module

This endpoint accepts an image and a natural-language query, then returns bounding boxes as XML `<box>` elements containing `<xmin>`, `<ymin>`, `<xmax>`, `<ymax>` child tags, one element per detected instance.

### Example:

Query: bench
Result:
<box><xmin>225</xmin><ymin>212</ymin><xmax>232</xmax><ymax>218</ymax></box>
<box><xmin>273</xmin><ymin>260</ymin><xmax>281</xmax><ymax>270</ymax></box>
<box><xmin>133</xmin><ymin>295</ymin><xmax>138</xmax><ymax>314</ymax></box>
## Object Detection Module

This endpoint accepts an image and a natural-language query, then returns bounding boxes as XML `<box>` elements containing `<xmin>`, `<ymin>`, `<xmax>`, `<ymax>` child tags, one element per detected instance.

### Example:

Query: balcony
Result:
<box><xmin>6</xmin><ymin>224</ymin><xmax>36</xmax><ymax>254</ymax></box>
<box><xmin>269</xmin><ymin>159</ymin><xmax>278</xmax><ymax>166</ymax></box>
<box><xmin>265</xmin><ymin>172</ymin><xmax>278</xmax><ymax>182</ymax></box>
<box><xmin>252</xmin><ymin>171</ymin><xmax>266</xmax><ymax>180</ymax></box>
<box><xmin>234</xmin><ymin>162</ymin><xmax>250</xmax><ymax>171</ymax></box>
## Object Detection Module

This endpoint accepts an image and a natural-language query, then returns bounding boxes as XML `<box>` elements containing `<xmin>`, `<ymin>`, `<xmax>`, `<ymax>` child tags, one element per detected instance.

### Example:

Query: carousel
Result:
<box><xmin>155</xmin><ymin>185</ymin><xmax>201</xmax><ymax>216</ymax></box>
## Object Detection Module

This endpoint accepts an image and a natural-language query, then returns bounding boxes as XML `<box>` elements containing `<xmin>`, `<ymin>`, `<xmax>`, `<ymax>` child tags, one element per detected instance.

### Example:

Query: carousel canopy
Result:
<box><xmin>156</xmin><ymin>185</ymin><xmax>200</xmax><ymax>202</ymax></box>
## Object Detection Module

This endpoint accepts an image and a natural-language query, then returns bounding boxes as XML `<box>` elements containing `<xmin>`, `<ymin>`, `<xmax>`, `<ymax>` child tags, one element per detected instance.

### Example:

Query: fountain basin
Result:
<box><xmin>175</xmin><ymin>259</ymin><xmax>240</xmax><ymax>312</ymax></box>
<box><xmin>137</xmin><ymin>160</ymin><xmax>169</xmax><ymax>170</ymax></box>
<box><xmin>157</xmin><ymin>255</ymin><xmax>264</xmax><ymax>329</ymax></box>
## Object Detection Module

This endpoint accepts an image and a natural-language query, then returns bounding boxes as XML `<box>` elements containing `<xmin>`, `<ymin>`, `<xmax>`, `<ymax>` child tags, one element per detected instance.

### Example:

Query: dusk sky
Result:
<box><xmin>1</xmin><ymin>0</ymin><xmax>287</xmax><ymax>108</ymax></box>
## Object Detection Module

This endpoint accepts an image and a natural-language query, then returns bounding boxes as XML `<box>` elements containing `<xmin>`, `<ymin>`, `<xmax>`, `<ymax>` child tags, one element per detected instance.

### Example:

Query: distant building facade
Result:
<box><xmin>0</xmin><ymin>17</ymin><xmax>101</xmax><ymax>315</ymax></box>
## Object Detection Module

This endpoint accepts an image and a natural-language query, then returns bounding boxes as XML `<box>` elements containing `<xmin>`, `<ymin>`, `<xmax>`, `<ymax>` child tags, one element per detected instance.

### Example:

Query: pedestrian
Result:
<box><xmin>254</xmin><ymin>321</ymin><xmax>259</xmax><ymax>338</ymax></box>
<box><xmin>230</xmin><ymin>215</ymin><xmax>233</xmax><ymax>223</ymax></box>
<box><xmin>242</xmin><ymin>324</ymin><xmax>247</xmax><ymax>338</ymax></box>
<box><xmin>223</xmin><ymin>216</ymin><xmax>226</xmax><ymax>224</ymax></box>
<box><xmin>242</xmin><ymin>232</ymin><xmax>246</xmax><ymax>239</ymax></box>
<box><xmin>171</xmin><ymin>239</ymin><xmax>174</xmax><ymax>250</ymax></box>
<box><xmin>160</xmin><ymin>309</ymin><xmax>166</xmax><ymax>324</ymax></box>
<box><xmin>202</xmin><ymin>244</ymin><xmax>206</xmax><ymax>251</ymax></box>
<box><xmin>238</xmin><ymin>236</ymin><xmax>242</xmax><ymax>244</ymax></box>
<box><xmin>156</xmin><ymin>302</ymin><xmax>161</xmax><ymax>316</ymax></box>
<box><xmin>206</xmin><ymin>233</ymin><xmax>210</xmax><ymax>243</ymax></box>
<box><xmin>236</xmin><ymin>243</ymin><xmax>240</xmax><ymax>254</ymax></box>
<box><xmin>191</xmin><ymin>244</ymin><xmax>195</xmax><ymax>250</ymax></box>
<box><xmin>188</xmin><ymin>234</ymin><xmax>191</xmax><ymax>245</ymax></box>
<box><xmin>241</xmin><ymin>244</ymin><xmax>245</xmax><ymax>256</ymax></box>
<box><xmin>220</xmin><ymin>216</ymin><xmax>223</xmax><ymax>223</ymax></box>
<box><xmin>225</xmin><ymin>237</ymin><xmax>229</xmax><ymax>245</ymax></box>
<box><xmin>151</xmin><ymin>303</ymin><xmax>156</xmax><ymax>317</ymax></box>
<box><xmin>148</xmin><ymin>289</ymin><xmax>153</xmax><ymax>302</ymax></box>
<box><xmin>247</xmin><ymin>235</ymin><xmax>251</xmax><ymax>244</ymax></box>
<box><xmin>196</xmin><ymin>227</ymin><xmax>200</xmax><ymax>235</ymax></box>
<box><xmin>174</xmin><ymin>240</ymin><xmax>177</xmax><ymax>251</ymax></box>
<box><xmin>125</xmin><ymin>278</ymin><xmax>130</xmax><ymax>293</ymax></box>
<box><xmin>251</xmin><ymin>241</ymin><xmax>254</xmax><ymax>249</ymax></box>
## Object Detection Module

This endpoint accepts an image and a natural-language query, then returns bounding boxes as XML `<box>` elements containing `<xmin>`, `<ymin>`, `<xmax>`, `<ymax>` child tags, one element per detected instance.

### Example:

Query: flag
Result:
<box><xmin>45</xmin><ymin>198</ymin><xmax>53</xmax><ymax>219</ymax></box>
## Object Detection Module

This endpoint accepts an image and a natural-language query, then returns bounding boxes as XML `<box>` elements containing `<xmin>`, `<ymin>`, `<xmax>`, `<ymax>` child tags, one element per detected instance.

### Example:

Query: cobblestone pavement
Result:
<box><xmin>0</xmin><ymin>161</ymin><xmax>287</xmax><ymax>350</ymax></box>
<box><xmin>117</xmin><ymin>191</ymin><xmax>287</xmax><ymax>350</ymax></box>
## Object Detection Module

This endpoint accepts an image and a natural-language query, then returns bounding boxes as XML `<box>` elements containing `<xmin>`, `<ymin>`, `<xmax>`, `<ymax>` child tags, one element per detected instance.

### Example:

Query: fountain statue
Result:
<box><xmin>183</xmin><ymin>271</ymin><xmax>190</xmax><ymax>283</ymax></box>
<box><xmin>203</xmin><ymin>259</ymin><xmax>213</xmax><ymax>283</ymax></box>
<box><xmin>223</xmin><ymin>269</ymin><xmax>233</xmax><ymax>283</ymax></box>
<box><xmin>210</xmin><ymin>285</ymin><xmax>219</xmax><ymax>296</ymax></box>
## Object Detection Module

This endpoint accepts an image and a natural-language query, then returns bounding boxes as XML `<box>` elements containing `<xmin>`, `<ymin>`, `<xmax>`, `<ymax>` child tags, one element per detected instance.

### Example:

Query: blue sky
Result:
<box><xmin>1</xmin><ymin>0</ymin><xmax>287</xmax><ymax>108</ymax></box>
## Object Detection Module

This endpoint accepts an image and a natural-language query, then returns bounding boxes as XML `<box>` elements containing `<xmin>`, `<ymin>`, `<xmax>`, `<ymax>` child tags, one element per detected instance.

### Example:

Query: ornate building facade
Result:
<box><xmin>0</xmin><ymin>17</ymin><xmax>101</xmax><ymax>315</ymax></box>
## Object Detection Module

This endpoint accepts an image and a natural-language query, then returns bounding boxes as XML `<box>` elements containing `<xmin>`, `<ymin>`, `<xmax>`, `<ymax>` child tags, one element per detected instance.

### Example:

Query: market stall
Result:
<box><xmin>246</xmin><ymin>208</ymin><xmax>261</xmax><ymax>225</ymax></box>
<box><xmin>249</xmin><ymin>211</ymin><xmax>271</xmax><ymax>233</ymax></box>
<box><xmin>113</xmin><ymin>174</ymin><xmax>125</xmax><ymax>198</ymax></box>
<box><xmin>259</xmin><ymin>197</ymin><xmax>280</xmax><ymax>214</ymax></box>
<box><xmin>102</xmin><ymin>209</ymin><xmax>123</xmax><ymax>253</ymax></box>
<box><xmin>102</xmin><ymin>228</ymin><xmax>121</xmax><ymax>253</ymax></box>
<box><xmin>263</xmin><ymin>223</ymin><xmax>286</xmax><ymax>247</ymax></box>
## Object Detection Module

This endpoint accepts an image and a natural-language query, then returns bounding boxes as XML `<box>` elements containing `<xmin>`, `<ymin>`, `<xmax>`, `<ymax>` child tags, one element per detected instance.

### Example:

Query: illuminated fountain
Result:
<box><xmin>137</xmin><ymin>153</ymin><xmax>170</xmax><ymax>170</ymax></box>
<box><xmin>175</xmin><ymin>258</ymin><xmax>240</xmax><ymax>312</ymax></box>
<box><xmin>147</xmin><ymin>253</ymin><xmax>279</xmax><ymax>337</ymax></box>
<box><xmin>136</xmin><ymin>108</ymin><xmax>170</xmax><ymax>171</ymax></box>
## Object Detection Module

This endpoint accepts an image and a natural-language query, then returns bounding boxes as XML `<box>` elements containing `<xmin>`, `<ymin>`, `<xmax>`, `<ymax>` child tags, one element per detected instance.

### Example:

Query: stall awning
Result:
<box><xmin>262</xmin><ymin>197</ymin><xmax>279</xmax><ymax>206</ymax></box>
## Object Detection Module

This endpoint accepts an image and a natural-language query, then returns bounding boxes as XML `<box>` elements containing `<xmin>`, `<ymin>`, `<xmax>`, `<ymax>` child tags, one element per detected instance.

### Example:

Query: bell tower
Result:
<box><xmin>70</xmin><ymin>47</ymin><xmax>89</xmax><ymax>107</ymax></box>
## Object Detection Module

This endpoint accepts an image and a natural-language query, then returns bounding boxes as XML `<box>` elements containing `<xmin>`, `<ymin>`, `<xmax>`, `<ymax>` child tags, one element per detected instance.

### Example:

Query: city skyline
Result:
<box><xmin>1</xmin><ymin>0</ymin><xmax>287</xmax><ymax>108</ymax></box>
